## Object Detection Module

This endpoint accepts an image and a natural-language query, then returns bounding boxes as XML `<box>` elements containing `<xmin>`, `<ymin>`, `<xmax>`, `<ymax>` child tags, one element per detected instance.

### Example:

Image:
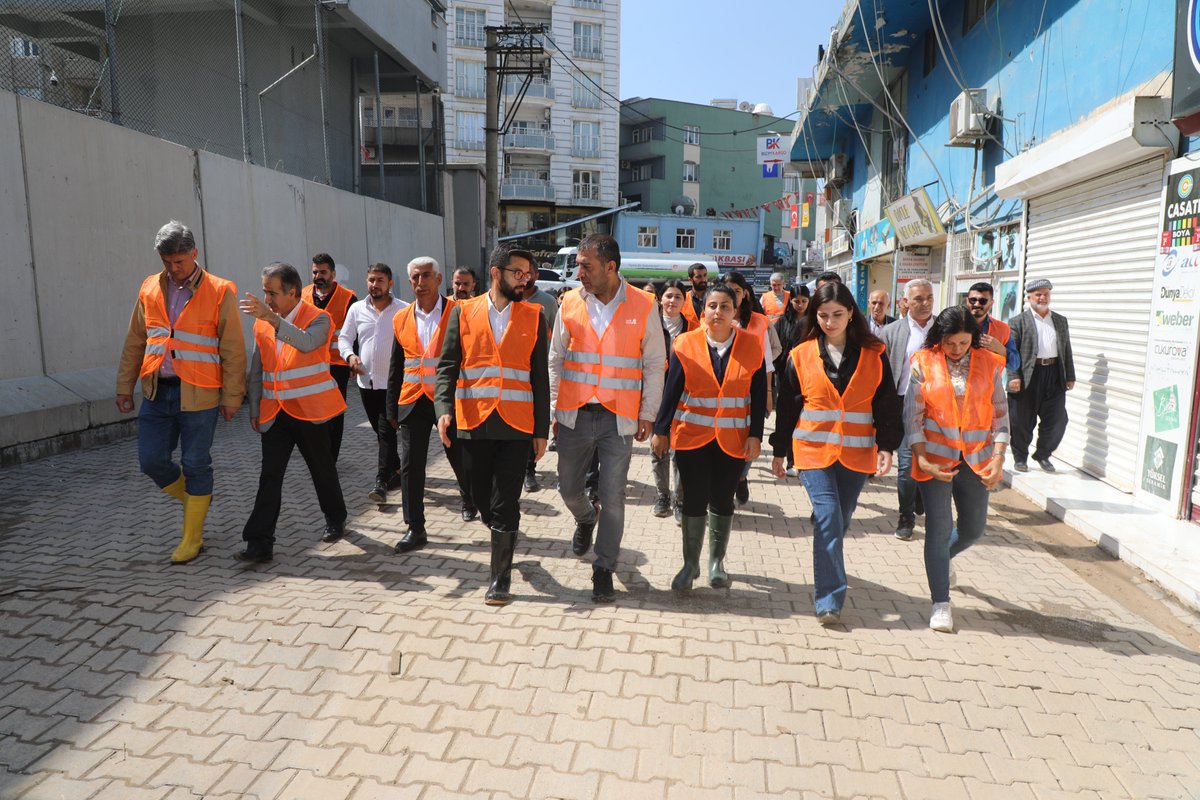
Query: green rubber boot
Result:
<box><xmin>708</xmin><ymin>512</ymin><xmax>733</xmax><ymax>588</ymax></box>
<box><xmin>671</xmin><ymin>515</ymin><xmax>706</xmax><ymax>591</ymax></box>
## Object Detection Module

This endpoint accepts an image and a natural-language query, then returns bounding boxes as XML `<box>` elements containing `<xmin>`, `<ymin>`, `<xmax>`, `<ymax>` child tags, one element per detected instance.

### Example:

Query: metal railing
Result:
<box><xmin>502</xmin><ymin>178</ymin><xmax>555</xmax><ymax>201</ymax></box>
<box><xmin>504</xmin><ymin>131</ymin><xmax>556</xmax><ymax>151</ymax></box>
<box><xmin>572</xmin><ymin>183</ymin><xmax>601</xmax><ymax>201</ymax></box>
<box><xmin>571</xmin><ymin>136</ymin><xmax>600</xmax><ymax>158</ymax></box>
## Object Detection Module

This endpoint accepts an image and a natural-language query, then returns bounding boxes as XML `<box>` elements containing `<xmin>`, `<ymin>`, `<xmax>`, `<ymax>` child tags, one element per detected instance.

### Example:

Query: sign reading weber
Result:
<box><xmin>885</xmin><ymin>187</ymin><xmax>946</xmax><ymax>246</ymax></box>
<box><xmin>1135</xmin><ymin>156</ymin><xmax>1200</xmax><ymax>511</ymax></box>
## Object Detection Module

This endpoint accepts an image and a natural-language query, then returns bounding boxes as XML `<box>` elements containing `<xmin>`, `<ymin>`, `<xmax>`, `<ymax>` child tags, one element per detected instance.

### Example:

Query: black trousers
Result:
<box><xmin>399</xmin><ymin>395</ymin><xmax>472</xmax><ymax>531</ymax></box>
<box><xmin>460</xmin><ymin>437</ymin><xmax>529</xmax><ymax>533</ymax></box>
<box><xmin>329</xmin><ymin>364</ymin><xmax>350</xmax><ymax>461</ymax></box>
<box><xmin>243</xmin><ymin>411</ymin><xmax>347</xmax><ymax>548</ymax></box>
<box><xmin>675</xmin><ymin>440</ymin><xmax>745</xmax><ymax>517</ymax></box>
<box><xmin>359</xmin><ymin>388</ymin><xmax>400</xmax><ymax>481</ymax></box>
<box><xmin>1010</xmin><ymin>363</ymin><xmax>1068</xmax><ymax>462</ymax></box>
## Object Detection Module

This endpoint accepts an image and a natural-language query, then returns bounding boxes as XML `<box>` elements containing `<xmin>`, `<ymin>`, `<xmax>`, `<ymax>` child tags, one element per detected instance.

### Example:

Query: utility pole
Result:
<box><xmin>484</xmin><ymin>24</ymin><xmax>546</xmax><ymax>256</ymax></box>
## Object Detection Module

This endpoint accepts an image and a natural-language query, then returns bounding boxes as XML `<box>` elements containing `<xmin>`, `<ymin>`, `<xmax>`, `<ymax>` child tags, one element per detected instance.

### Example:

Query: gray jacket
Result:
<box><xmin>1007</xmin><ymin>309</ymin><xmax>1075</xmax><ymax>390</ymax></box>
<box><xmin>877</xmin><ymin>317</ymin><xmax>923</xmax><ymax>393</ymax></box>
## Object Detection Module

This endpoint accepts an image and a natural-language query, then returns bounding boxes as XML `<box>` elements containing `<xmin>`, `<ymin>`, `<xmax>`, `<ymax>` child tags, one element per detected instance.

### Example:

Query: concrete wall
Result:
<box><xmin>0</xmin><ymin>90</ymin><xmax>447</xmax><ymax>462</ymax></box>
<box><xmin>345</xmin><ymin>0</ymin><xmax>447</xmax><ymax>88</ymax></box>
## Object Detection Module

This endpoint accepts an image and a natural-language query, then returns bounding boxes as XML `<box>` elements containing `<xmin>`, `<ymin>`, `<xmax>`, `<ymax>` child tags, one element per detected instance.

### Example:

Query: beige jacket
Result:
<box><xmin>116</xmin><ymin>267</ymin><xmax>247</xmax><ymax>411</ymax></box>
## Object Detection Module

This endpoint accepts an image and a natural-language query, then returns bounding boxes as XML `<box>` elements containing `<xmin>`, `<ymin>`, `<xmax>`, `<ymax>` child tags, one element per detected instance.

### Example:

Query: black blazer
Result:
<box><xmin>1006</xmin><ymin>309</ymin><xmax>1075</xmax><ymax>390</ymax></box>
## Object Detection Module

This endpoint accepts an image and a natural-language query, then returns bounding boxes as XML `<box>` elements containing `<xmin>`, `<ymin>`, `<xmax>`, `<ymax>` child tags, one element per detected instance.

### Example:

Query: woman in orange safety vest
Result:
<box><xmin>907</xmin><ymin>306</ymin><xmax>1008</xmax><ymax>633</ymax></box>
<box><xmin>651</xmin><ymin>284</ymin><xmax>767</xmax><ymax>591</ymax></box>
<box><xmin>770</xmin><ymin>282</ymin><xmax>902</xmax><ymax>626</ymax></box>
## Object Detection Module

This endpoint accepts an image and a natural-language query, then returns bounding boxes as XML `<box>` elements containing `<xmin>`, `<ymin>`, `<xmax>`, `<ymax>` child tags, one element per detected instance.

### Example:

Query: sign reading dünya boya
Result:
<box><xmin>1136</xmin><ymin>156</ymin><xmax>1200</xmax><ymax>510</ymax></box>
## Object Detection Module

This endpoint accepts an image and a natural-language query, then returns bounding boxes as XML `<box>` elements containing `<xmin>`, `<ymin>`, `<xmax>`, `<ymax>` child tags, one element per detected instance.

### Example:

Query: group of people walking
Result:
<box><xmin>118</xmin><ymin>220</ymin><xmax>1074</xmax><ymax>632</ymax></box>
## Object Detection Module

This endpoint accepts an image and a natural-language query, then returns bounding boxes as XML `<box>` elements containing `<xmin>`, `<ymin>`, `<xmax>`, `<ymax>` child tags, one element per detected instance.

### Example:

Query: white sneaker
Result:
<box><xmin>930</xmin><ymin>602</ymin><xmax>953</xmax><ymax>632</ymax></box>
<box><xmin>785</xmin><ymin>467</ymin><xmax>799</xmax><ymax>478</ymax></box>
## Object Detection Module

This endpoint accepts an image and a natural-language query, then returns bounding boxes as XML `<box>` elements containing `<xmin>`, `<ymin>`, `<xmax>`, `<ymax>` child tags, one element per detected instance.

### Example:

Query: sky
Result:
<box><xmin>620</xmin><ymin>0</ymin><xmax>845</xmax><ymax>121</ymax></box>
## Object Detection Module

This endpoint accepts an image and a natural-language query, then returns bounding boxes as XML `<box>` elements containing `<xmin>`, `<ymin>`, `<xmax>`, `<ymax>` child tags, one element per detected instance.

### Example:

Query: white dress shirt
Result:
<box><xmin>338</xmin><ymin>295</ymin><xmax>407</xmax><ymax>390</ymax></box>
<box><xmin>899</xmin><ymin>315</ymin><xmax>934</xmax><ymax>396</ymax></box>
<box><xmin>1033</xmin><ymin>310</ymin><xmax>1058</xmax><ymax>359</ymax></box>
<box><xmin>487</xmin><ymin>294</ymin><xmax>513</xmax><ymax>344</ymax></box>
<box><xmin>414</xmin><ymin>296</ymin><xmax>445</xmax><ymax>350</ymax></box>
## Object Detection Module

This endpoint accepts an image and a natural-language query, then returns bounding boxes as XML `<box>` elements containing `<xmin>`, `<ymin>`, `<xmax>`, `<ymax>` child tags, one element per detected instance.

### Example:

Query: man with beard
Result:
<box><xmin>451</xmin><ymin>267</ymin><xmax>478</xmax><ymax>300</ymax></box>
<box><xmin>303</xmin><ymin>253</ymin><xmax>356</xmax><ymax>460</ymax></box>
<box><xmin>681</xmin><ymin>263</ymin><xmax>709</xmax><ymax>326</ymax></box>
<box><xmin>435</xmin><ymin>245</ymin><xmax>550</xmax><ymax>604</ymax></box>
<box><xmin>964</xmin><ymin>281</ymin><xmax>1019</xmax><ymax>372</ymax></box>
<box><xmin>387</xmin><ymin>257</ymin><xmax>476</xmax><ymax>550</ymax></box>
<box><xmin>338</xmin><ymin>264</ymin><xmax>406</xmax><ymax>503</ymax></box>
<box><xmin>1007</xmin><ymin>278</ymin><xmax>1075</xmax><ymax>473</ymax></box>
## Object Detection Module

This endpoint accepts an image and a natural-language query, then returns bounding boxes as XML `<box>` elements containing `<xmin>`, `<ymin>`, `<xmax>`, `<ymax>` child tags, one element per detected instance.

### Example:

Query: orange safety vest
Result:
<box><xmin>670</xmin><ymin>327</ymin><xmax>763</xmax><ymax>458</ymax></box>
<box><xmin>742</xmin><ymin>311</ymin><xmax>769</xmax><ymax>343</ymax></box>
<box><xmin>455</xmin><ymin>295</ymin><xmax>539</xmax><ymax>433</ymax></box>
<box><xmin>762</xmin><ymin>290</ymin><xmax>791</xmax><ymax>325</ymax></box>
<box><xmin>302</xmin><ymin>283</ymin><xmax>355</xmax><ymax>366</ymax></box>
<box><xmin>911</xmin><ymin>347</ymin><xmax>1006</xmax><ymax>481</ymax></box>
<box><xmin>791</xmin><ymin>338</ymin><xmax>884</xmax><ymax>473</ymax></box>
<box><xmin>987</xmin><ymin>316</ymin><xmax>1011</xmax><ymax>345</ymax></box>
<box><xmin>682</xmin><ymin>290</ymin><xmax>702</xmax><ymax>326</ymax></box>
<box><xmin>139</xmin><ymin>270</ymin><xmax>236</xmax><ymax>388</ymax></box>
<box><xmin>254</xmin><ymin>302</ymin><xmax>347</xmax><ymax>425</ymax></box>
<box><xmin>556</xmin><ymin>286</ymin><xmax>654</xmax><ymax>421</ymax></box>
<box><xmin>393</xmin><ymin>298</ymin><xmax>455</xmax><ymax>408</ymax></box>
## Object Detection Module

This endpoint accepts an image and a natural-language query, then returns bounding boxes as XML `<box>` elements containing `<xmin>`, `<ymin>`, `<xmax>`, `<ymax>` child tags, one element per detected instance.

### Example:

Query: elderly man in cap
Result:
<box><xmin>1006</xmin><ymin>278</ymin><xmax>1075</xmax><ymax>472</ymax></box>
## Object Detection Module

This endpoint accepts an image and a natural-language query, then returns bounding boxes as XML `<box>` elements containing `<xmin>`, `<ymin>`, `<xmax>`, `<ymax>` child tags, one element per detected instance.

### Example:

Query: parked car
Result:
<box><xmin>535</xmin><ymin>267</ymin><xmax>580</xmax><ymax>294</ymax></box>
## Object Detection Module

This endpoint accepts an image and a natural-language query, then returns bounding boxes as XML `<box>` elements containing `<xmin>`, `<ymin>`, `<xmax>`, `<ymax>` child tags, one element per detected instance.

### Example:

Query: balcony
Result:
<box><xmin>572</xmin><ymin>183</ymin><xmax>602</xmax><ymax>203</ymax></box>
<box><xmin>454</xmin><ymin>138</ymin><xmax>485</xmax><ymax>152</ymax></box>
<box><xmin>503</xmin><ymin>77</ymin><xmax>555</xmax><ymax>104</ymax></box>
<box><xmin>571</xmin><ymin>137</ymin><xmax>600</xmax><ymax>158</ymax></box>
<box><xmin>501</xmin><ymin>178</ymin><xmax>556</xmax><ymax>202</ymax></box>
<box><xmin>504</xmin><ymin>131</ymin><xmax>556</xmax><ymax>153</ymax></box>
<box><xmin>573</xmin><ymin>37</ymin><xmax>603</xmax><ymax>60</ymax></box>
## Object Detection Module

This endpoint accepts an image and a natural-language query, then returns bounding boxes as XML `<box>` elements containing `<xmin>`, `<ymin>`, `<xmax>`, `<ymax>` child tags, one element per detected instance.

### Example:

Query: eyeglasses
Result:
<box><xmin>965</xmin><ymin>297</ymin><xmax>990</xmax><ymax>305</ymax></box>
<box><xmin>499</xmin><ymin>267</ymin><xmax>533</xmax><ymax>281</ymax></box>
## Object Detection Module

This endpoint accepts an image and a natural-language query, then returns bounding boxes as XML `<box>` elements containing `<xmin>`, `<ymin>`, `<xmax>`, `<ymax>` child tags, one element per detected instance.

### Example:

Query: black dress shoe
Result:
<box><xmin>386</xmin><ymin>470</ymin><xmax>404</xmax><ymax>491</ymax></box>
<box><xmin>320</xmin><ymin>524</ymin><xmax>344</xmax><ymax>543</ymax></box>
<box><xmin>572</xmin><ymin>521</ymin><xmax>595</xmax><ymax>557</ymax></box>
<box><xmin>394</xmin><ymin>529</ymin><xmax>428</xmax><ymax>554</ymax></box>
<box><xmin>368</xmin><ymin>479</ymin><xmax>387</xmax><ymax>504</ymax></box>
<box><xmin>235</xmin><ymin>547</ymin><xmax>273</xmax><ymax>563</ymax></box>
<box><xmin>1035</xmin><ymin>458</ymin><xmax>1056</xmax><ymax>473</ymax></box>
<box><xmin>592</xmin><ymin>565</ymin><xmax>615</xmax><ymax>603</ymax></box>
<box><xmin>1014</xmin><ymin>461</ymin><xmax>1030</xmax><ymax>473</ymax></box>
<box><xmin>461</xmin><ymin>505</ymin><xmax>479</xmax><ymax>522</ymax></box>
<box><xmin>523</xmin><ymin>471</ymin><xmax>540</xmax><ymax>493</ymax></box>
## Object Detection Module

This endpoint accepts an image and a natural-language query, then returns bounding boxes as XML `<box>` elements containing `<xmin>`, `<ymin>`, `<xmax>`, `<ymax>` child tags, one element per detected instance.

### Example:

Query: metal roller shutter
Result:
<box><xmin>1023</xmin><ymin>156</ymin><xmax>1164</xmax><ymax>491</ymax></box>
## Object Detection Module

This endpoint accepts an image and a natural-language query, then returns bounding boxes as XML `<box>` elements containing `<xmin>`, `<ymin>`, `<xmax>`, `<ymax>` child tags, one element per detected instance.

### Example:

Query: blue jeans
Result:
<box><xmin>896</xmin><ymin>433</ymin><xmax>918</xmax><ymax>519</ymax></box>
<box><xmin>918</xmin><ymin>462</ymin><xmax>990</xmax><ymax>603</ymax></box>
<box><xmin>556</xmin><ymin>406</ymin><xmax>633</xmax><ymax>572</ymax></box>
<box><xmin>799</xmin><ymin>462</ymin><xmax>869</xmax><ymax>615</ymax></box>
<box><xmin>137</xmin><ymin>381</ymin><xmax>219</xmax><ymax>496</ymax></box>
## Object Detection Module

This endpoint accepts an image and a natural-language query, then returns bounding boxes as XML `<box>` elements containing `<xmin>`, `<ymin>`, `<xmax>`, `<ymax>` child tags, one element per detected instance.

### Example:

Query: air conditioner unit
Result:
<box><xmin>826</xmin><ymin>153</ymin><xmax>848</xmax><ymax>186</ymax></box>
<box><xmin>619</xmin><ymin>160</ymin><xmax>631</xmax><ymax>169</ymax></box>
<box><xmin>948</xmin><ymin>88</ymin><xmax>990</xmax><ymax>146</ymax></box>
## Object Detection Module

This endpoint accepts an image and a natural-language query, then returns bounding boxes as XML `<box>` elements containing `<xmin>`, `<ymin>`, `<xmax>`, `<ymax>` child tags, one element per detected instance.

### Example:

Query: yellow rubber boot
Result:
<box><xmin>171</xmin><ymin>494</ymin><xmax>211</xmax><ymax>564</ymax></box>
<box><xmin>161</xmin><ymin>474</ymin><xmax>187</xmax><ymax>501</ymax></box>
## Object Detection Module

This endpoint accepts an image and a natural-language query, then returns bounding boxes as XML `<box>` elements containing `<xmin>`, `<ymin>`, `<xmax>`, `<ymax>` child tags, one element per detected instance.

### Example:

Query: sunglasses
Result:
<box><xmin>966</xmin><ymin>297</ymin><xmax>990</xmax><ymax>305</ymax></box>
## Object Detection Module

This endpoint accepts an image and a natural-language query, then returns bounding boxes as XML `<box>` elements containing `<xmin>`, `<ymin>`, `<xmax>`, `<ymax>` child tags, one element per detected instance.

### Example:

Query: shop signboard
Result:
<box><xmin>853</xmin><ymin>217</ymin><xmax>895</xmax><ymax>262</ymax></box>
<box><xmin>885</xmin><ymin>187</ymin><xmax>946</xmax><ymax>246</ymax></box>
<box><xmin>1135</xmin><ymin>156</ymin><xmax>1200</xmax><ymax>510</ymax></box>
<box><xmin>895</xmin><ymin>249</ymin><xmax>931</xmax><ymax>283</ymax></box>
<box><xmin>756</xmin><ymin>135</ymin><xmax>787</xmax><ymax>164</ymax></box>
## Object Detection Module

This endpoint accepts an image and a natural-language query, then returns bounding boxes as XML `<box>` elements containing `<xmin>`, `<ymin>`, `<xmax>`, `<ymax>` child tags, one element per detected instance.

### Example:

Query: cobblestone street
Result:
<box><xmin>1</xmin><ymin>397</ymin><xmax>1199</xmax><ymax>799</ymax></box>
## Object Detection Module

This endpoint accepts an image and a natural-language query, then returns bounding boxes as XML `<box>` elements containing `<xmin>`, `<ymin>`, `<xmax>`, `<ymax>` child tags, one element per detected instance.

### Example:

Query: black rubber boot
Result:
<box><xmin>671</xmin><ymin>515</ymin><xmax>706</xmax><ymax>591</ymax></box>
<box><xmin>485</xmin><ymin>529</ymin><xmax>517</xmax><ymax>606</ymax></box>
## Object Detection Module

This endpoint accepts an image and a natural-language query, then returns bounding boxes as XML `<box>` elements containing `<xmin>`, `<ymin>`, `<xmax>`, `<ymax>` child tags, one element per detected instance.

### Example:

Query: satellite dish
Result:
<box><xmin>752</xmin><ymin>102</ymin><xmax>775</xmax><ymax>116</ymax></box>
<box><xmin>738</xmin><ymin>101</ymin><xmax>753</xmax><ymax>112</ymax></box>
<box><xmin>674</xmin><ymin>205</ymin><xmax>685</xmax><ymax>215</ymax></box>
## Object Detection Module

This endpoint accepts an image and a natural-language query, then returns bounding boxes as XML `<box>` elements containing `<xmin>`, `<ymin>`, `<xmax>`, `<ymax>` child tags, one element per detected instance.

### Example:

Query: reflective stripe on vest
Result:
<box><xmin>255</xmin><ymin>302</ymin><xmax>347</xmax><ymax>425</ymax></box>
<box><xmin>556</xmin><ymin>287</ymin><xmax>654</xmax><ymax>420</ymax></box>
<box><xmin>910</xmin><ymin>347</ymin><xmax>1006</xmax><ymax>481</ymax></box>
<box><xmin>790</xmin><ymin>338</ymin><xmax>884</xmax><ymax>473</ymax></box>
<box><xmin>138</xmin><ymin>270</ymin><xmax>234</xmax><ymax>389</ymax></box>
<box><xmin>454</xmin><ymin>295</ymin><xmax>538</xmax><ymax>433</ymax></box>
<box><xmin>762</xmin><ymin>290</ymin><xmax>790</xmax><ymax>325</ymax></box>
<box><xmin>668</xmin><ymin>327</ymin><xmax>763</xmax><ymax>458</ymax></box>
<box><xmin>393</xmin><ymin>298</ymin><xmax>455</xmax><ymax>405</ymax></box>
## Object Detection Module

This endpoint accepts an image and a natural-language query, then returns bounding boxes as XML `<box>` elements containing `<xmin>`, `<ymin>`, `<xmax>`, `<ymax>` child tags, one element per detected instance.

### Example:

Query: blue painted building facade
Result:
<box><xmin>790</xmin><ymin>0</ymin><xmax>1191</xmax><ymax>508</ymax></box>
<box><xmin>611</xmin><ymin>211</ymin><xmax>765</xmax><ymax>270</ymax></box>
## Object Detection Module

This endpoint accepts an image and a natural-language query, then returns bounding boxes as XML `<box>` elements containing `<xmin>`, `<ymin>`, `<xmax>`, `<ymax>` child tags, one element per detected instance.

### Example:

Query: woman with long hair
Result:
<box><xmin>651</xmin><ymin>280</ymin><xmax>696</xmax><ymax>519</ymax></box>
<box><xmin>721</xmin><ymin>271</ymin><xmax>778</xmax><ymax>506</ymax></box>
<box><xmin>908</xmin><ymin>306</ymin><xmax>1008</xmax><ymax>632</ymax></box>
<box><xmin>770</xmin><ymin>282</ymin><xmax>902</xmax><ymax>625</ymax></box>
<box><xmin>652</xmin><ymin>284</ymin><xmax>767</xmax><ymax>591</ymax></box>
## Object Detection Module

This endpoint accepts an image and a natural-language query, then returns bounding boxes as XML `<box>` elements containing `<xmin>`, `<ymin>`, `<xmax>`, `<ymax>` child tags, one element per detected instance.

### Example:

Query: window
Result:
<box><xmin>962</xmin><ymin>0</ymin><xmax>996</xmax><ymax>33</ymax></box>
<box><xmin>632</xmin><ymin>163</ymin><xmax>652</xmax><ymax>181</ymax></box>
<box><xmin>571</xmin><ymin>71</ymin><xmax>603</xmax><ymax>108</ymax></box>
<box><xmin>676</xmin><ymin>228</ymin><xmax>696</xmax><ymax>249</ymax></box>
<box><xmin>573</xmin><ymin>22</ymin><xmax>603</xmax><ymax>59</ymax></box>
<box><xmin>712</xmin><ymin>229</ymin><xmax>732</xmax><ymax>251</ymax></box>
<box><xmin>455</xmin><ymin>7</ymin><xmax>486</xmax><ymax>47</ymax></box>
<box><xmin>631</xmin><ymin>126</ymin><xmax>653</xmax><ymax>144</ymax></box>
<box><xmin>455</xmin><ymin>60</ymin><xmax>485</xmax><ymax>99</ymax></box>
<box><xmin>573</xmin><ymin>0</ymin><xmax>603</xmax><ymax>7</ymax></box>
<box><xmin>682</xmin><ymin>161</ymin><xmax>697</xmax><ymax>183</ymax></box>
<box><xmin>455</xmin><ymin>111</ymin><xmax>485</xmax><ymax>150</ymax></box>
<box><xmin>11</xmin><ymin>38</ymin><xmax>39</xmax><ymax>58</ymax></box>
<box><xmin>923</xmin><ymin>30</ymin><xmax>937</xmax><ymax>76</ymax></box>
<box><xmin>637</xmin><ymin>226</ymin><xmax>658</xmax><ymax>248</ymax></box>
<box><xmin>683</xmin><ymin>125</ymin><xmax>700</xmax><ymax>145</ymax></box>
<box><xmin>572</xmin><ymin>120</ymin><xmax>600</xmax><ymax>157</ymax></box>
<box><xmin>573</xmin><ymin>170</ymin><xmax>600</xmax><ymax>201</ymax></box>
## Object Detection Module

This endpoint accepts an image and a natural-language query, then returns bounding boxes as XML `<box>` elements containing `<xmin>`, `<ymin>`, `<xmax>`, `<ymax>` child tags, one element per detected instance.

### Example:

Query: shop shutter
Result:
<box><xmin>1022</xmin><ymin>156</ymin><xmax>1164</xmax><ymax>491</ymax></box>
